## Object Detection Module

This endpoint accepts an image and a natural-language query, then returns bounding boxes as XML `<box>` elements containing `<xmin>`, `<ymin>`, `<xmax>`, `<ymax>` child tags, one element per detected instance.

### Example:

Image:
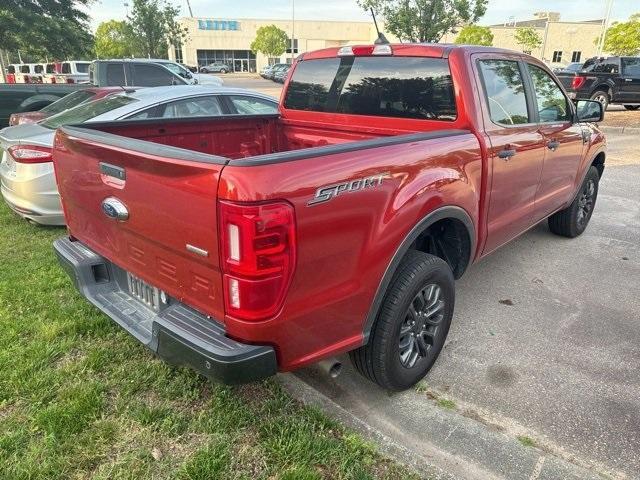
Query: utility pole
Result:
<box><xmin>185</xmin><ymin>0</ymin><xmax>193</xmax><ymax>17</ymax></box>
<box><xmin>597</xmin><ymin>0</ymin><xmax>614</xmax><ymax>56</ymax></box>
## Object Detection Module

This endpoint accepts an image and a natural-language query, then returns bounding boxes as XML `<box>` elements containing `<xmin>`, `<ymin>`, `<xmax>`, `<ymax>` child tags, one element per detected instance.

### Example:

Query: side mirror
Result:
<box><xmin>576</xmin><ymin>100</ymin><xmax>604</xmax><ymax>123</ymax></box>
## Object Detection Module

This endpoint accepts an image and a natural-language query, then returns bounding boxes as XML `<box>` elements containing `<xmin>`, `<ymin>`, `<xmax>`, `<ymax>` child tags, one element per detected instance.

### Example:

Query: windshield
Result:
<box><xmin>162</xmin><ymin>62</ymin><xmax>191</xmax><ymax>78</ymax></box>
<box><xmin>40</xmin><ymin>95</ymin><xmax>138</xmax><ymax>129</ymax></box>
<box><xmin>40</xmin><ymin>90</ymin><xmax>97</xmax><ymax>114</ymax></box>
<box><xmin>284</xmin><ymin>56</ymin><xmax>457</xmax><ymax>121</ymax></box>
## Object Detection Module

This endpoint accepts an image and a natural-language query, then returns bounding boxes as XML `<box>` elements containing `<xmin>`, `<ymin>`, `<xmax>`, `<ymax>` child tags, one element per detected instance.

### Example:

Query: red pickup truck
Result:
<box><xmin>52</xmin><ymin>44</ymin><xmax>606</xmax><ymax>391</ymax></box>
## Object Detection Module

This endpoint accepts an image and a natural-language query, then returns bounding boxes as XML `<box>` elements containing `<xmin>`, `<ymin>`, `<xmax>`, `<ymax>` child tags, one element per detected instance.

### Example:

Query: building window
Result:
<box><xmin>174</xmin><ymin>45</ymin><xmax>183</xmax><ymax>64</ymax></box>
<box><xmin>571</xmin><ymin>51</ymin><xmax>581</xmax><ymax>63</ymax></box>
<box><xmin>267</xmin><ymin>57</ymin><xmax>280</xmax><ymax>65</ymax></box>
<box><xmin>286</xmin><ymin>38</ymin><xmax>298</xmax><ymax>54</ymax></box>
<box><xmin>197</xmin><ymin>49</ymin><xmax>257</xmax><ymax>73</ymax></box>
<box><xmin>552</xmin><ymin>51</ymin><xmax>563</xmax><ymax>63</ymax></box>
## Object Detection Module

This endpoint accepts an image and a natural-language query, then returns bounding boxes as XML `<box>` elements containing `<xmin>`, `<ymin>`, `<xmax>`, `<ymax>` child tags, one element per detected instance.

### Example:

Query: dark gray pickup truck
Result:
<box><xmin>556</xmin><ymin>56</ymin><xmax>640</xmax><ymax>110</ymax></box>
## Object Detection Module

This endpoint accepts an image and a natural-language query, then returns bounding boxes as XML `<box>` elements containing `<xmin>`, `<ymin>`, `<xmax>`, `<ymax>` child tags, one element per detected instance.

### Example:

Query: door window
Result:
<box><xmin>527</xmin><ymin>65</ymin><xmax>571</xmax><ymax>123</ymax></box>
<box><xmin>593</xmin><ymin>61</ymin><xmax>618</xmax><ymax>74</ymax></box>
<box><xmin>159</xmin><ymin>96</ymin><xmax>223</xmax><ymax>118</ymax></box>
<box><xmin>106</xmin><ymin>64</ymin><xmax>126</xmax><ymax>85</ymax></box>
<box><xmin>228</xmin><ymin>95</ymin><xmax>278</xmax><ymax>114</ymax></box>
<box><xmin>132</xmin><ymin>64</ymin><xmax>176</xmax><ymax>86</ymax></box>
<box><xmin>478</xmin><ymin>60</ymin><xmax>530</xmax><ymax>125</ymax></box>
<box><xmin>621</xmin><ymin>58</ymin><xmax>640</xmax><ymax>77</ymax></box>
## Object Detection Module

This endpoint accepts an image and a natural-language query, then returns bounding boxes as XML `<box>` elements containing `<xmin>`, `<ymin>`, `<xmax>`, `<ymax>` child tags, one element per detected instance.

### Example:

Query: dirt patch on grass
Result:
<box><xmin>601</xmin><ymin>109</ymin><xmax>640</xmax><ymax>128</ymax></box>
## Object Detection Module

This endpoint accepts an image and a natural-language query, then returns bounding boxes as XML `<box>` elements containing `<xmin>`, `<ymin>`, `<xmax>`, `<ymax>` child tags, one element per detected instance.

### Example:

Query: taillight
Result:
<box><xmin>66</xmin><ymin>78</ymin><xmax>75</xmax><ymax>84</ymax></box>
<box><xmin>219</xmin><ymin>200</ymin><xmax>296</xmax><ymax>321</ymax></box>
<box><xmin>571</xmin><ymin>76</ymin><xmax>587</xmax><ymax>89</ymax></box>
<box><xmin>8</xmin><ymin>145</ymin><xmax>53</xmax><ymax>164</ymax></box>
<box><xmin>8</xmin><ymin>114</ymin><xmax>18</xmax><ymax>126</ymax></box>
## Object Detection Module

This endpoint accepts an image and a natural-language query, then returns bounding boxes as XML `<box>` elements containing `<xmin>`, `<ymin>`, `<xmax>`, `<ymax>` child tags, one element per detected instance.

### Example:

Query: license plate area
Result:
<box><xmin>126</xmin><ymin>271</ymin><xmax>166</xmax><ymax>312</ymax></box>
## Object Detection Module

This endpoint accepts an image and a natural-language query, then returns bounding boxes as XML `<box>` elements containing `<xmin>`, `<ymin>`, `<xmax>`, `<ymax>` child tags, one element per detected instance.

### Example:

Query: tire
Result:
<box><xmin>221</xmin><ymin>69</ymin><xmax>229</xmax><ymax>74</ymax></box>
<box><xmin>624</xmin><ymin>105</ymin><xmax>640</xmax><ymax>111</ymax></box>
<box><xmin>590</xmin><ymin>90</ymin><xmax>609</xmax><ymax>111</ymax></box>
<box><xmin>200</xmin><ymin>68</ymin><xmax>207</xmax><ymax>73</ymax></box>
<box><xmin>350</xmin><ymin>250</ymin><xmax>455</xmax><ymax>391</ymax></box>
<box><xmin>548</xmin><ymin>166</ymin><xmax>600</xmax><ymax>238</ymax></box>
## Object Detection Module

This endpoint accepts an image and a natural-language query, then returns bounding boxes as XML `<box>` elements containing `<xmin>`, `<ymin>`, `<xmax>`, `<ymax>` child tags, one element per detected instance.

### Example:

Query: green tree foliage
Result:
<box><xmin>127</xmin><ymin>0</ymin><xmax>188</xmax><ymax>59</ymax></box>
<box><xmin>358</xmin><ymin>0</ymin><xmax>488</xmax><ymax>43</ymax></box>
<box><xmin>601</xmin><ymin>13</ymin><xmax>640</xmax><ymax>56</ymax></box>
<box><xmin>250</xmin><ymin>25</ymin><xmax>289</xmax><ymax>58</ymax></box>
<box><xmin>0</xmin><ymin>0</ymin><xmax>93</xmax><ymax>61</ymax></box>
<box><xmin>454</xmin><ymin>25</ymin><xmax>493</xmax><ymax>46</ymax></box>
<box><xmin>514</xmin><ymin>27</ymin><xmax>542</xmax><ymax>52</ymax></box>
<box><xmin>95</xmin><ymin>20</ymin><xmax>138</xmax><ymax>59</ymax></box>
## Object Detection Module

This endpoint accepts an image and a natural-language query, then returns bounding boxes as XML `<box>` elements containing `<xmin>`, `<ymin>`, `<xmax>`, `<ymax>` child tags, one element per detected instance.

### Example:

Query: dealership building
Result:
<box><xmin>170</xmin><ymin>12</ymin><xmax>606</xmax><ymax>72</ymax></box>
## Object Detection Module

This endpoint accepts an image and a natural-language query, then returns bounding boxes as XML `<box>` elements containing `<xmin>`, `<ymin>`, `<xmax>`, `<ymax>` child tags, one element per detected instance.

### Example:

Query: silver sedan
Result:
<box><xmin>0</xmin><ymin>85</ymin><xmax>278</xmax><ymax>225</ymax></box>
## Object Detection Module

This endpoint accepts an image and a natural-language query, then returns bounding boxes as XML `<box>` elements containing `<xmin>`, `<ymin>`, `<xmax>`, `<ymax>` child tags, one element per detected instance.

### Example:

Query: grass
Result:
<box><xmin>0</xmin><ymin>202</ymin><xmax>416</xmax><ymax>480</ymax></box>
<box><xmin>436</xmin><ymin>399</ymin><xmax>456</xmax><ymax>410</ymax></box>
<box><xmin>517</xmin><ymin>436</ymin><xmax>536</xmax><ymax>448</ymax></box>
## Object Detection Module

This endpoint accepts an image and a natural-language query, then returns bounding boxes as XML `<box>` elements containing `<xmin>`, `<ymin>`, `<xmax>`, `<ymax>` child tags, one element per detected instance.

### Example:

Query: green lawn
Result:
<box><xmin>0</xmin><ymin>202</ymin><xmax>414</xmax><ymax>480</ymax></box>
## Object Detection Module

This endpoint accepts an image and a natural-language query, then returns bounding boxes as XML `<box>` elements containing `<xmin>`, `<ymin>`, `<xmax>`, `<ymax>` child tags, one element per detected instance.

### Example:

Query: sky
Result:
<box><xmin>90</xmin><ymin>0</ymin><xmax>639</xmax><ymax>31</ymax></box>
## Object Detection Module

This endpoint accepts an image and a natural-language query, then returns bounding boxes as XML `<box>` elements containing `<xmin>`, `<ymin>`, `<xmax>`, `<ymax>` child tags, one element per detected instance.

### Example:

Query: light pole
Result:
<box><xmin>290</xmin><ymin>0</ymin><xmax>295</xmax><ymax>64</ymax></box>
<box><xmin>597</xmin><ymin>0</ymin><xmax>614</xmax><ymax>56</ymax></box>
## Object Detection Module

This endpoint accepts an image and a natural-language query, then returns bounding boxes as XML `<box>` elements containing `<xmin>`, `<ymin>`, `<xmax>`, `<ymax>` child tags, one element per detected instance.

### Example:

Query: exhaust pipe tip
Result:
<box><xmin>317</xmin><ymin>358</ymin><xmax>343</xmax><ymax>379</ymax></box>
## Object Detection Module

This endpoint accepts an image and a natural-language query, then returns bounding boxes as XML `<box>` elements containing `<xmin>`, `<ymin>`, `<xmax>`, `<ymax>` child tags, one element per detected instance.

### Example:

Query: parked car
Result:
<box><xmin>265</xmin><ymin>63</ymin><xmax>289</xmax><ymax>81</ymax></box>
<box><xmin>556</xmin><ymin>56</ymin><xmax>640</xmax><ymax>110</ymax></box>
<box><xmin>0</xmin><ymin>85</ymin><xmax>277</xmax><ymax>225</ymax></box>
<box><xmin>200</xmin><ymin>62</ymin><xmax>231</xmax><ymax>74</ymax></box>
<box><xmin>90</xmin><ymin>59</ymin><xmax>223</xmax><ymax>87</ymax></box>
<box><xmin>8</xmin><ymin>86</ymin><xmax>130</xmax><ymax>126</ymax></box>
<box><xmin>51</xmin><ymin>44</ymin><xmax>605</xmax><ymax>391</ymax></box>
<box><xmin>553</xmin><ymin>62</ymin><xmax>583</xmax><ymax>74</ymax></box>
<box><xmin>259</xmin><ymin>64</ymin><xmax>275</xmax><ymax>78</ymax></box>
<box><xmin>54</xmin><ymin>60</ymin><xmax>90</xmax><ymax>84</ymax></box>
<box><xmin>273</xmin><ymin>65</ymin><xmax>291</xmax><ymax>83</ymax></box>
<box><xmin>0</xmin><ymin>83</ymin><xmax>87</xmax><ymax>127</ymax></box>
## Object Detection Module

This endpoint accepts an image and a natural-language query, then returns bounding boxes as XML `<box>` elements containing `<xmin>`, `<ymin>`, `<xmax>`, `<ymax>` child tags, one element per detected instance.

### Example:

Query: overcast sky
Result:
<box><xmin>90</xmin><ymin>0</ymin><xmax>638</xmax><ymax>31</ymax></box>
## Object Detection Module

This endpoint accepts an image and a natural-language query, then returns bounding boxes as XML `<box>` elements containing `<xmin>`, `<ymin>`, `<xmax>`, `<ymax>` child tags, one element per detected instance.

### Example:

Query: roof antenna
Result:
<box><xmin>370</xmin><ymin>8</ymin><xmax>389</xmax><ymax>44</ymax></box>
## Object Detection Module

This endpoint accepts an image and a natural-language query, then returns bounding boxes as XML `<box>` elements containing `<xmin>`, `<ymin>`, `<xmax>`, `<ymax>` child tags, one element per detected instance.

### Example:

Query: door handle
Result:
<box><xmin>547</xmin><ymin>140</ymin><xmax>560</xmax><ymax>151</ymax></box>
<box><xmin>497</xmin><ymin>149</ymin><xmax>517</xmax><ymax>159</ymax></box>
<box><xmin>625</xmin><ymin>78</ymin><xmax>633</xmax><ymax>82</ymax></box>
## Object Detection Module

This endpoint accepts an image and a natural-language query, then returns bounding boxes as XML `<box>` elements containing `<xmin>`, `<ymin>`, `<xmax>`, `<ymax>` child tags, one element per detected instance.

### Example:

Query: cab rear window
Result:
<box><xmin>283</xmin><ymin>56</ymin><xmax>456</xmax><ymax>121</ymax></box>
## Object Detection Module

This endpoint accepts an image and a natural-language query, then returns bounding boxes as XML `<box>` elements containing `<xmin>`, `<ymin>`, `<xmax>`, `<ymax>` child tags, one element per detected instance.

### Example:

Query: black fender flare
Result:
<box><xmin>361</xmin><ymin>205</ymin><xmax>476</xmax><ymax>343</ymax></box>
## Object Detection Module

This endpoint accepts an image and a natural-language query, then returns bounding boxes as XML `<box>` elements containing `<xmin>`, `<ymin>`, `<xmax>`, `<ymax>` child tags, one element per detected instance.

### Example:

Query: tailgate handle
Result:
<box><xmin>100</xmin><ymin>162</ymin><xmax>126</xmax><ymax>181</ymax></box>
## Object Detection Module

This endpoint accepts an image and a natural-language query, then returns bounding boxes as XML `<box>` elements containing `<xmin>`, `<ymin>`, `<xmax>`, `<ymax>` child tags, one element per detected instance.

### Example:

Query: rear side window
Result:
<box><xmin>228</xmin><ymin>95</ymin><xmax>278</xmax><ymax>114</ymax></box>
<box><xmin>478</xmin><ymin>60</ymin><xmax>530</xmax><ymax>125</ymax></box>
<box><xmin>284</xmin><ymin>56</ymin><xmax>456</xmax><ymax>121</ymax></box>
<box><xmin>7</xmin><ymin>66</ymin><xmax>15</xmax><ymax>74</ymax></box>
<box><xmin>593</xmin><ymin>61</ymin><xmax>618</xmax><ymax>74</ymax></box>
<box><xmin>61</xmin><ymin>63</ymin><xmax>71</xmax><ymax>74</ymax></box>
<box><xmin>106</xmin><ymin>64</ymin><xmax>125</xmax><ymax>85</ymax></box>
<box><xmin>20</xmin><ymin>65</ymin><xmax>30</xmax><ymax>73</ymax></box>
<box><xmin>76</xmin><ymin>62</ymin><xmax>90</xmax><ymax>73</ymax></box>
<box><xmin>34</xmin><ymin>65</ymin><xmax>44</xmax><ymax>74</ymax></box>
<box><xmin>46</xmin><ymin>64</ymin><xmax>56</xmax><ymax>74</ymax></box>
<box><xmin>622</xmin><ymin>58</ymin><xmax>640</xmax><ymax>77</ymax></box>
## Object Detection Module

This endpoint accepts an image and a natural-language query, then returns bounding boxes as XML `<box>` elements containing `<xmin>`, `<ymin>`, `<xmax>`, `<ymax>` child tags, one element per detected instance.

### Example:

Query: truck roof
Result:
<box><xmin>301</xmin><ymin>43</ymin><xmax>524</xmax><ymax>60</ymax></box>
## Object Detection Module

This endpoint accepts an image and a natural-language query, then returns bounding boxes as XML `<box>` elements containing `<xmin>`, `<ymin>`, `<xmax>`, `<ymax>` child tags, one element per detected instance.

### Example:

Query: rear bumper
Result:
<box><xmin>53</xmin><ymin>236</ymin><xmax>278</xmax><ymax>384</ymax></box>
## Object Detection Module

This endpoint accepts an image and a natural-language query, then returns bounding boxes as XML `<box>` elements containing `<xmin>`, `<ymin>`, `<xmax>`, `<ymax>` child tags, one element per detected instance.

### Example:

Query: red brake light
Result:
<box><xmin>219</xmin><ymin>200</ymin><xmax>296</xmax><ymax>321</ymax></box>
<box><xmin>571</xmin><ymin>76</ymin><xmax>587</xmax><ymax>89</ymax></box>
<box><xmin>8</xmin><ymin>145</ymin><xmax>53</xmax><ymax>164</ymax></box>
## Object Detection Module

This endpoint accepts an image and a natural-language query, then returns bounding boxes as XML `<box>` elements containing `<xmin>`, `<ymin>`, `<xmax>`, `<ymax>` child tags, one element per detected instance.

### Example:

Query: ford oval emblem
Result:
<box><xmin>101</xmin><ymin>197</ymin><xmax>129</xmax><ymax>221</ymax></box>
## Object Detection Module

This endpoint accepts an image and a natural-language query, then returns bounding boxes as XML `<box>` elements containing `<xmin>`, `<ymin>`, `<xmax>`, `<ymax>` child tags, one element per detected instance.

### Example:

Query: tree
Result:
<box><xmin>0</xmin><ymin>0</ymin><xmax>94</xmax><ymax>61</ymax></box>
<box><xmin>455</xmin><ymin>25</ymin><xmax>493</xmax><ymax>46</ymax></box>
<box><xmin>250</xmin><ymin>25</ymin><xmax>288</xmax><ymax>59</ymax></box>
<box><xmin>514</xmin><ymin>27</ymin><xmax>542</xmax><ymax>53</ymax></box>
<box><xmin>95</xmin><ymin>20</ymin><xmax>138</xmax><ymax>59</ymax></box>
<box><xmin>127</xmin><ymin>0</ymin><xmax>188</xmax><ymax>59</ymax></box>
<box><xmin>600</xmin><ymin>14</ymin><xmax>640</xmax><ymax>56</ymax></box>
<box><xmin>358</xmin><ymin>0</ymin><xmax>488</xmax><ymax>43</ymax></box>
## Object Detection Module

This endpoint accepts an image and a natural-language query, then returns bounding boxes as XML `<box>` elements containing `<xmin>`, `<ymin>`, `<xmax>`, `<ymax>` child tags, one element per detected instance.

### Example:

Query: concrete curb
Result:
<box><xmin>278</xmin><ymin>367</ymin><xmax>612</xmax><ymax>480</ymax></box>
<box><xmin>599</xmin><ymin>125</ymin><xmax>640</xmax><ymax>134</ymax></box>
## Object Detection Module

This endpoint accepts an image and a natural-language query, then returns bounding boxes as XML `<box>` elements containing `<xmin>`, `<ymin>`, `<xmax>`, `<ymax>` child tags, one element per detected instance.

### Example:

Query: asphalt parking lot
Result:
<box><xmin>223</xmin><ymin>77</ymin><xmax>640</xmax><ymax>479</ymax></box>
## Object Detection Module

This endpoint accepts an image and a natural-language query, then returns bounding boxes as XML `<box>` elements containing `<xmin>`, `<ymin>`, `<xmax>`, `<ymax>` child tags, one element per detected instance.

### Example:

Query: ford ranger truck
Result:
<box><xmin>51</xmin><ymin>44</ymin><xmax>606</xmax><ymax>391</ymax></box>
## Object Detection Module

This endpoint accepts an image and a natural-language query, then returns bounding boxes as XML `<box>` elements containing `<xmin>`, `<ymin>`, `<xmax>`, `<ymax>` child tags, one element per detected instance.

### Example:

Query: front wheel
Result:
<box><xmin>548</xmin><ymin>166</ymin><xmax>600</xmax><ymax>238</ymax></box>
<box><xmin>350</xmin><ymin>250</ymin><xmax>455</xmax><ymax>391</ymax></box>
<box><xmin>624</xmin><ymin>105</ymin><xmax>640</xmax><ymax>111</ymax></box>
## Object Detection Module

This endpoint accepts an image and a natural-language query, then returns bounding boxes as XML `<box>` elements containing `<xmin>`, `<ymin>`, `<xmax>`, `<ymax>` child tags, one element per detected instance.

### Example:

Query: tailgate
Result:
<box><xmin>53</xmin><ymin>126</ymin><xmax>228</xmax><ymax>320</ymax></box>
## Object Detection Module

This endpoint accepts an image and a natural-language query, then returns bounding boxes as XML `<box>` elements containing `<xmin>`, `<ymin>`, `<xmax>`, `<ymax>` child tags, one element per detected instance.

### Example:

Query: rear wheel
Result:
<box><xmin>350</xmin><ymin>250</ymin><xmax>454</xmax><ymax>391</ymax></box>
<box><xmin>548</xmin><ymin>166</ymin><xmax>600</xmax><ymax>238</ymax></box>
<box><xmin>624</xmin><ymin>105</ymin><xmax>640</xmax><ymax>111</ymax></box>
<box><xmin>590</xmin><ymin>90</ymin><xmax>609</xmax><ymax>111</ymax></box>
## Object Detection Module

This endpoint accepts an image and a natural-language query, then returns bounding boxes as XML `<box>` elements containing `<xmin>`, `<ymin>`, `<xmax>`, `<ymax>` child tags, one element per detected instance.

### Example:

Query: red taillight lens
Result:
<box><xmin>571</xmin><ymin>76</ymin><xmax>587</xmax><ymax>89</ymax></box>
<box><xmin>66</xmin><ymin>78</ymin><xmax>75</xmax><ymax>84</ymax></box>
<box><xmin>8</xmin><ymin>145</ymin><xmax>53</xmax><ymax>164</ymax></box>
<box><xmin>219</xmin><ymin>200</ymin><xmax>296</xmax><ymax>321</ymax></box>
